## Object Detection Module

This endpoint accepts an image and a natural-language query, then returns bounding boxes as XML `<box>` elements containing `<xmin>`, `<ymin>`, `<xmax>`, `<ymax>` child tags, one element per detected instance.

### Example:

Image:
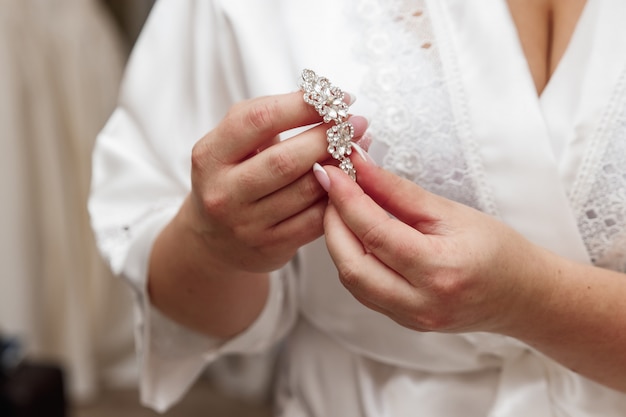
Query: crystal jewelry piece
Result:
<box><xmin>339</xmin><ymin>158</ymin><xmax>356</xmax><ymax>181</ymax></box>
<box><xmin>300</xmin><ymin>69</ymin><xmax>349</xmax><ymax>124</ymax></box>
<box><xmin>326</xmin><ymin>122</ymin><xmax>354</xmax><ymax>160</ymax></box>
<box><xmin>299</xmin><ymin>69</ymin><xmax>356</xmax><ymax>180</ymax></box>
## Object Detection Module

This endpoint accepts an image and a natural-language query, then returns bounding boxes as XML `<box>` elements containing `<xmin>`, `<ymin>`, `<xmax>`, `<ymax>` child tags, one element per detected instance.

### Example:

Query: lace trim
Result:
<box><xmin>352</xmin><ymin>0</ymin><xmax>626</xmax><ymax>273</ymax></box>
<box><xmin>352</xmin><ymin>0</ymin><xmax>488</xmax><ymax>213</ymax></box>
<box><xmin>355</xmin><ymin>0</ymin><xmax>626</xmax><ymax>271</ymax></box>
<box><xmin>574</xmin><ymin>70</ymin><xmax>626</xmax><ymax>270</ymax></box>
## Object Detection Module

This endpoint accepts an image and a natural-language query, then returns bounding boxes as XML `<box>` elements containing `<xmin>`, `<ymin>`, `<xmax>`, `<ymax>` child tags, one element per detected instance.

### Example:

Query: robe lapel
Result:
<box><xmin>430</xmin><ymin>0</ymin><xmax>591</xmax><ymax>263</ymax></box>
<box><xmin>540</xmin><ymin>0</ymin><xmax>626</xmax><ymax>207</ymax></box>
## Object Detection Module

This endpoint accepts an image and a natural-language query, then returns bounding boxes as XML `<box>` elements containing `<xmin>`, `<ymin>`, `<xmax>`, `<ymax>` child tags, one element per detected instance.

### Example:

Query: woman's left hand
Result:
<box><xmin>318</xmin><ymin>153</ymin><xmax>556</xmax><ymax>336</ymax></box>
<box><xmin>318</xmin><ymin>150</ymin><xmax>626</xmax><ymax>392</ymax></box>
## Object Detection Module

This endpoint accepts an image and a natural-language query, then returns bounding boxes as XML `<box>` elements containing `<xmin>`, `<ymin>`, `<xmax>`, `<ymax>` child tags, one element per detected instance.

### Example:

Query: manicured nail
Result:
<box><xmin>352</xmin><ymin>142</ymin><xmax>377</xmax><ymax>165</ymax></box>
<box><xmin>355</xmin><ymin>132</ymin><xmax>372</xmax><ymax>151</ymax></box>
<box><xmin>349</xmin><ymin>115</ymin><xmax>369</xmax><ymax>138</ymax></box>
<box><xmin>344</xmin><ymin>91</ymin><xmax>357</xmax><ymax>106</ymax></box>
<box><xmin>313</xmin><ymin>163</ymin><xmax>330</xmax><ymax>192</ymax></box>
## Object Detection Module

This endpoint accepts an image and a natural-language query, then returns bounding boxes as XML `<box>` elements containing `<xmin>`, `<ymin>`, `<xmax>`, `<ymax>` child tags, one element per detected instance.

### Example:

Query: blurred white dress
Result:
<box><xmin>90</xmin><ymin>0</ymin><xmax>626</xmax><ymax>414</ymax></box>
<box><xmin>0</xmin><ymin>0</ymin><xmax>132</xmax><ymax>401</ymax></box>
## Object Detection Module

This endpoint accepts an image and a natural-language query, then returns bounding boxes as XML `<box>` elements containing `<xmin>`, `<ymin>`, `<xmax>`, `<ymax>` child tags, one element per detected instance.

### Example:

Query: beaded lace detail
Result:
<box><xmin>353</xmin><ymin>0</ymin><xmax>488</xmax><ymax>212</ymax></box>
<box><xmin>574</xmin><ymin>72</ymin><xmax>626</xmax><ymax>271</ymax></box>
<box><xmin>354</xmin><ymin>0</ymin><xmax>626</xmax><ymax>272</ymax></box>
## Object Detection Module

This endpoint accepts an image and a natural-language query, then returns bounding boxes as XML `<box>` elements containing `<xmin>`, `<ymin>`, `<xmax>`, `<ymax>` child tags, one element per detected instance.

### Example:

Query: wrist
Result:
<box><xmin>499</xmin><ymin>243</ymin><xmax>572</xmax><ymax>342</ymax></box>
<box><xmin>148</xmin><ymin>194</ymin><xmax>270</xmax><ymax>338</ymax></box>
<box><xmin>176</xmin><ymin>194</ymin><xmax>242</xmax><ymax>276</ymax></box>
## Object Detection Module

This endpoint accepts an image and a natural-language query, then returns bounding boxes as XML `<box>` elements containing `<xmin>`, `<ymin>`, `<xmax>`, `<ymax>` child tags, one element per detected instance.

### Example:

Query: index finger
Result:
<box><xmin>324</xmin><ymin>201</ymin><xmax>419</xmax><ymax>312</ymax></box>
<box><xmin>323</xmin><ymin>165</ymin><xmax>431</xmax><ymax>276</ymax></box>
<box><xmin>208</xmin><ymin>91</ymin><xmax>324</xmax><ymax>163</ymax></box>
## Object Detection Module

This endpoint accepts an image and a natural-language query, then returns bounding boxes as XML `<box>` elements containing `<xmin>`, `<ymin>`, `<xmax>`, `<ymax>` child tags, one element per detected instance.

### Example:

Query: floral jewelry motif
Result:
<box><xmin>300</xmin><ymin>69</ymin><xmax>349</xmax><ymax>123</ymax></box>
<box><xmin>299</xmin><ymin>69</ymin><xmax>356</xmax><ymax>180</ymax></box>
<box><xmin>339</xmin><ymin>158</ymin><xmax>356</xmax><ymax>181</ymax></box>
<box><xmin>327</xmin><ymin>122</ymin><xmax>354</xmax><ymax>160</ymax></box>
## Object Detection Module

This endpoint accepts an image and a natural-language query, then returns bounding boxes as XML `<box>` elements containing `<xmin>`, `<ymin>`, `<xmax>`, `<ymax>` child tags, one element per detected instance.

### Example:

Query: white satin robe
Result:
<box><xmin>89</xmin><ymin>0</ymin><xmax>626</xmax><ymax>415</ymax></box>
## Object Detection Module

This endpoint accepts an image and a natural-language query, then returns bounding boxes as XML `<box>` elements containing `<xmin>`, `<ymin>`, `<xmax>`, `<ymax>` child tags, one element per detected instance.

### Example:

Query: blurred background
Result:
<box><xmin>0</xmin><ymin>1</ymin><xmax>272</xmax><ymax>415</ymax></box>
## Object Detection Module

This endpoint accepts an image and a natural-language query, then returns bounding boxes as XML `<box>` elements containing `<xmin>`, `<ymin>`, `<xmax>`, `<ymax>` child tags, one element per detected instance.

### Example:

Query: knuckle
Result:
<box><xmin>245</xmin><ymin>100</ymin><xmax>279</xmax><ymax>134</ymax></box>
<box><xmin>202</xmin><ymin>193</ymin><xmax>228</xmax><ymax>215</ymax></box>
<box><xmin>191</xmin><ymin>140</ymin><xmax>209</xmax><ymax>171</ymax></box>
<box><xmin>393</xmin><ymin>240</ymin><xmax>420</xmax><ymax>271</ymax></box>
<box><xmin>267</xmin><ymin>149</ymin><xmax>299</xmax><ymax>179</ymax></box>
<box><xmin>235</xmin><ymin>165</ymin><xmax>260</xmax><ymax>193</ymax></box>
<box><xmin>200</xmin><ymin>189</ymin><xmax>229</xmax><ymax>216</ymax></box>
<box><xmin>336</xmin><ymin>259</ymin><xmax>362</xmax><ymax>291</ymax></box>
<box><xmin>430</xmin><ymin>271</ymin><xmax>467</xmax><ymax>301</ymax></box>
<box><xmin>360</xmin><ymin>222</ymin><xmax>389</xmax><ymax>253</ymax></box>
<box><xmin>394</xmin><ymin>297</ymin><xmax>455</xmax><ymax>332</ymax></box>
<box><xmin>416</xmin><ymin>310</ymin><xmax>455</xmax><ymax>332</ymax></box>
<box><xmin>308</xmin><ymin>203</ymin><xmax>327</xmax><ymax>235</ymax></box>
<box><xmin>191</xmin><ymin>132</ymin><xmax>225</xmax><ymax>168</ymax></box>
<box><xmin>301</xmin><ymin>174</ymin><xmax>325</xmax><ymax>200</ymax></box>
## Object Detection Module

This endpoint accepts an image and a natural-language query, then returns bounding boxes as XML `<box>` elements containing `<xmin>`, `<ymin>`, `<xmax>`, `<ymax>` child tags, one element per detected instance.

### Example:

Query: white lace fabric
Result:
<box><xmin>575</xmin><ymin>70</ymin><xmax>626</xmax><ymax>271</ymax></box>
<box><xmin>356</xmin><ymin>0</ymin><xmax>626</xmax><ymax>274</ymax></box>
<box><xmin>354</xmin><ymin>0</ymin><xmax>487</xmax><ymax>213</ymax></box>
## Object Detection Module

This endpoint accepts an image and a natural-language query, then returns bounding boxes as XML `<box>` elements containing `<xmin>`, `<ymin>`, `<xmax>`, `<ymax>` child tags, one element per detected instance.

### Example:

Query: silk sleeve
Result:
<box><xmin>88</xmin><ymin>0</ymin><xmax>297</xmax><ymax>411</ymax></box>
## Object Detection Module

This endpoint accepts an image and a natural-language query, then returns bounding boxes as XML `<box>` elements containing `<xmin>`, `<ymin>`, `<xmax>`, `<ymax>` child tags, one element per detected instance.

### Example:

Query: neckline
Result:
<box><xmin>537</xmin><ymin>0</ymin><xmax>597</xmax><ymax>162</ymax></box>
<box><xmin>430</xmin><ymin>0</ymin><xmax>592</xmax><ymax>262</ymax></box>
<box><xmin>535</xmin><ymin>0</ymin><xmax>592</xmax><ymax>102</ymax></box>
<box><xmin>538</xmin><ymin>0</ymin><xmax>626</xmax><ymax>189</ymax></box>
<box><xmin>504</xmin><ymin>0</ymin><xmax>591</xmax><ymax>100</ymax></box>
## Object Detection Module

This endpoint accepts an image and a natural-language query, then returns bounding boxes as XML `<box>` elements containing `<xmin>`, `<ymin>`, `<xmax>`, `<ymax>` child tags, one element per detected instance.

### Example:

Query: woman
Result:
<box><xmin>89</xmin><ymin>0</ymin><xmax>626</xmax><ymax>414</ymax></box>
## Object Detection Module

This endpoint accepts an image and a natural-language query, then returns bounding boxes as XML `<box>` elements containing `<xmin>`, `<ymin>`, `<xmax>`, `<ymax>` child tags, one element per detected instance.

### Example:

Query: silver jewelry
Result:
<box><xmin>299</xmin><ymin>69</ymin><xmax>356</xmax><ymax>180</ymax></box>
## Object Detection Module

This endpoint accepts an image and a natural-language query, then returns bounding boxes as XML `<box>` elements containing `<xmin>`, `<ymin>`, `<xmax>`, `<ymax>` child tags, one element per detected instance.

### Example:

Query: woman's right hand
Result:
<box><xmin>184</xmin><ymin>91</ymin><xmax>368</xmax><ymax>274</ymax></box>
<box><xmin>149</xmin><ymin>91</ymin><xmax>367</xmax><ymax>338</ymax></box>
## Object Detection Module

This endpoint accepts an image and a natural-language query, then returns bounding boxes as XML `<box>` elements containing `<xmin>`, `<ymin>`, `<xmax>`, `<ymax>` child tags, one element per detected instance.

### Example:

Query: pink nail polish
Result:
<box><xmin>349</xmin><ymin>115</ymin><xmax>369</xmax><ymax>138</ymax></box>
<box><xmin>313</xmin><ymin>163</ymin><xmax>330</xmax><ymax>192</ymax></box>
<box><xmin>352</xmin><ymin>142</ymin><xmax>377</xmax><ymax>165</ymax></box>
<box><xmin>344</xmin><ymin>91</ymin><xmax>357</xmax><ymax>106</ymax></box>
<box><xmin>355</xmin><ymin>132</ymin><xmax>372</xmax><ymax>151</ymax></box>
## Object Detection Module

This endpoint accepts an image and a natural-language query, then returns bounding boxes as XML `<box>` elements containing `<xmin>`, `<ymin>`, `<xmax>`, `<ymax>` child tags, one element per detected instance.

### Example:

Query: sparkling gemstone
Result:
<box><xmin>326</xmin><ymin>122</ymin><xmax>354</xmax><ymax>160</ymax></box>
<box><xmin>339</xmin><ymin>157</ymin><xmax>356</xmax><ymax>181</ymax></box>
<box><xmin>299</xmin><ymin>68</ymin><xmax>356</xmax><ymax>181</ymax></box>
<box><xmin>300</xmin><ymin>69</ymin><xmax>347</xmax><ymax>123</ymax></box>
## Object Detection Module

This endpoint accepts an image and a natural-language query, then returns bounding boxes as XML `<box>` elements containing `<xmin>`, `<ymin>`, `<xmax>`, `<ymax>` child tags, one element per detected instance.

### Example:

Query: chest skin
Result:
<box><xmin>507</xmin><ymin>0</ymin><xmax>587</xmax><ymax>96</ymax></box>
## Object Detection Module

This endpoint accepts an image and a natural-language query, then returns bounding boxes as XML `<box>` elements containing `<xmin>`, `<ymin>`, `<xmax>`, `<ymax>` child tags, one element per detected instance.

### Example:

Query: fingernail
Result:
<box><xmin>349</xmin><ymin>115</ymin><xmax>369</xmax><ymax>138</ymax></box>
<box><xmin>355</xmin><ymin>132</ymin><xmax>372</xmax><ymax>151</ymax></box>
<box><xmin>313</xmin><ymin>163</ymin><xmax>330</xmax><ymax>192</ymax></box>
<box><xmin>344</xmin><ymin>91</ymin><xmax>357</xmax><ymax>106</ymax></box>
<box><xmin>352</xmin><ymin>142</ymin><xmax>377</xmax><ymax>165</ymax></box>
